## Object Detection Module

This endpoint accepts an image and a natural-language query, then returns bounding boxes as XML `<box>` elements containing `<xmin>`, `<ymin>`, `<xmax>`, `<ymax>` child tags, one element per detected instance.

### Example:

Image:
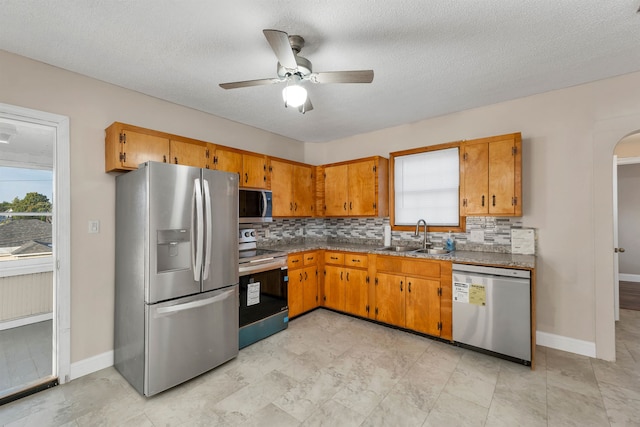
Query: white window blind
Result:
<box><xmin>394</xmin><ymin>147</ymin><xmax>459</xmax><ymax>226</ymax></box>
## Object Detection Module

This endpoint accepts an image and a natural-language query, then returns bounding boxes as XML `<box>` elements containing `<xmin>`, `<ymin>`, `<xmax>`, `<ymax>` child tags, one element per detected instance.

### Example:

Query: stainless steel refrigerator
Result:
<box><xmin>114</xmin><ymin>161</ymin><xmax>239</xmax><ymax>396</ymax></box>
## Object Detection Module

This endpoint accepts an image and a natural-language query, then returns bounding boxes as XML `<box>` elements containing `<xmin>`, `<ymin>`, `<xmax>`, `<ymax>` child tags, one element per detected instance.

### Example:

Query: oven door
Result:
<box><xmin>239</xmin><ymin>266</ymin><xmax>288</xmax><ymax>328</ymax></box>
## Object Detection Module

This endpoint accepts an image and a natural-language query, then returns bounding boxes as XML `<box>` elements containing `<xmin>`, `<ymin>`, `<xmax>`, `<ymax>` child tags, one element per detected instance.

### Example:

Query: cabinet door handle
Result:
<box><xmin>344</xmin><ymin>202</ymin><xmax>347</xmax><ymax>211</ymax></box>
<box><xmin>349</xmin><ymin>202</ymin><xmax>353</xmax><ymax>210</ymax></box>
<box><xmin>400</xmin><ymin>280</ymin><xmax>403</xmax><ymax>292</ymax></box>
<box><xmin>304</xmin><ymin>272</ymin><xmax>308</xmax><ymax>280</ymax></box>
<box><xmin>493</xmin><ymin>195</ymin><xmax>496</xmax><ymax>206</ymax></box>
<box><xmin>408</xmin><ymin>282</ymin><xmax>411</xmax><ymax>293</ymax></box>
<box><xmin>245</xmin><ymin>173</ymin><xmax>248</xmax><ymax>183</ymax></box>
<box><xmin>346</xmin><ymin>272</ymin><xmax>350</xmax><ymax>281</ymax></box>
<box><xmin>481</xmin><ymin>195</ymin><xmax>485</xmax><ymax>206</ymax></box>
<box><xmin>340</xmin><ymin>271</ymin><xmax>343</xmax><ymax>280</ymax></box>
<box><xmin>291</xmin><ymin>259</ymin><xmax>299</xmax><ymax>264</ymax></box>
<box><xmin>163</xmin><ymin>155</ymin><xmax>167</xmax><ymax>163</ymax></box>
<box><xmin>174</xmin><ymin>157</ymin><xmax>178</xmax><ymax>164</ymax></box>
<box><xmin>294</xmin><ymin>202</ymin><xmax>298</xmax><ymax>211</ymax></box>
<box><xmin>299</xmin><ymin>273</ymin><xmax>303</xmax><ymax>281</ymax></box>
<box><xmin>290</xmin><ymin>202</ymin><xmax>293</xmax><ymax>211</ymax></box>
<box><xmin>352</xmin><ymin>259</ymin><xmax>360</xmax><ymax>263</ymax></box>
<box><xmin>331</xmin><ymin>256</ymin><xmax>339</xmax><ymax>260</ymax></box>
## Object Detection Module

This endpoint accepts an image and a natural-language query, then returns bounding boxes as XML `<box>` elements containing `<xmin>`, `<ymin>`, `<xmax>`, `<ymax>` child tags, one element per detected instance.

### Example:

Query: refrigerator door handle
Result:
<box><xmin>192</xmin><ymin>178</ymin><xmax>204</xmax><ymax>281</ymax></box>
<box><xmin>202</xmin><ymin>179</ymin><xmax>213</xmax><ymax>280</ymax></box>
<box><xmin>155</xmin><ymin>288</ymin><xmax>235</xmax><ymax>316</ymax></box>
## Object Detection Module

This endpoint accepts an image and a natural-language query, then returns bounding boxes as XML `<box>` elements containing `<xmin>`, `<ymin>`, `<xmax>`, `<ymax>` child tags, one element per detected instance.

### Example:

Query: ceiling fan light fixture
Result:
<box><xmin>282</xmin><ymin>76</ymin><xmax>307</xmax><ymax>108</ymax></box>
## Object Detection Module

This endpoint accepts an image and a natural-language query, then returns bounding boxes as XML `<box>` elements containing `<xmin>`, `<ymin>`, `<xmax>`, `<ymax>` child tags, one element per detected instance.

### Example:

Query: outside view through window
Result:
<box><xmin>0</xmin><ymin>166</ymin><xmax>53</xmax><ymax>261</ymax></box>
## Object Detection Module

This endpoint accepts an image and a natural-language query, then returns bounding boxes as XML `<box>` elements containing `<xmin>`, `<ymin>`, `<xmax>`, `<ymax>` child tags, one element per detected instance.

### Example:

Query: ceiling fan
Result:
<box><xmin>219</xmin><ymin>29</ymin><xmax>374</xmax><ymax>114</ymax></box>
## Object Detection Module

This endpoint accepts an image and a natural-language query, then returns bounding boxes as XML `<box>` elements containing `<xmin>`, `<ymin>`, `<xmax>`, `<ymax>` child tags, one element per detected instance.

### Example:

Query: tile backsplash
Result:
<box><xmin>251</xmin><ymin>216</ymin><xmax>529</xmax><ymax>254</ymax></box>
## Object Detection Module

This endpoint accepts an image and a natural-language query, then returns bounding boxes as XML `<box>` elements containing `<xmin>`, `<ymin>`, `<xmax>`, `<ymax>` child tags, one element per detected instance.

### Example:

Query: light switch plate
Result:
<box><xmin>88</xmin><ymin>220</ymin><xmax>100</xmax><ymax>234</ymax></box>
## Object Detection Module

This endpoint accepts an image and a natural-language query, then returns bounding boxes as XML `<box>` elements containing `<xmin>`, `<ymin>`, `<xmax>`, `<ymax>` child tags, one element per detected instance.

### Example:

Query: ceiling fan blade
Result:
<box><xmin>219</xmin><ymin>78</ymin><xmax>281</xmax><ymax>90</ymax></box>
<box><xmin>310</xmin><ymin>70</ymin><xmax>374</xmax><ymax>84</ymax></box>
<box><xmin>263</xmin><ymin>29</ymin><xmax>298</xmax><ymax>70</ymax></box>
<box><xmin>298</xmin><ymin>97</ymin><xmax>313</xmax><ymax>114</ymax></box>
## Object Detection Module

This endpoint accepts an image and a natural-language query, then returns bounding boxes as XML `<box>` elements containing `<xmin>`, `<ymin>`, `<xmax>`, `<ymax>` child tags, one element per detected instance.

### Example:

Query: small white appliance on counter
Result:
<box><xmin>452</xmin><ymin>263</ymin><xmax>531</xmax><ymax>365</ymax></box>
<box><xmin>114</xmin><ymin>162</ymin><xmax>239</xmax><ymax>396</ymax></box>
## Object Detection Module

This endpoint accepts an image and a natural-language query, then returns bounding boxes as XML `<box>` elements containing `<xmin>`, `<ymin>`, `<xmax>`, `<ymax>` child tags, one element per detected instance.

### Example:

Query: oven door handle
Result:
<box><xmin>239</xmin><ymin>259</ymin><xmax>287</xmax><ymax>276</ymax></box>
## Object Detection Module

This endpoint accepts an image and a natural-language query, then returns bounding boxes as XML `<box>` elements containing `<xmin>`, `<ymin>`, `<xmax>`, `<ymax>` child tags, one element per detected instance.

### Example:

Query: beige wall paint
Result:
<box><xmin>306</xmin><ymin>71</ymin><xmax>640</xmax><ymax>359</ymax></box>
<box><xmin>0</xmin><ymin>50</ymin><xmax>304</xmax><ymax>363</ymax></box>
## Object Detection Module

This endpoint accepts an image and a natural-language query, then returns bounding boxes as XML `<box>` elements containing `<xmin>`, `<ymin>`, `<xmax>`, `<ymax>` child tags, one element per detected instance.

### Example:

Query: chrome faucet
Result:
<box><xmin>414</xmin><ymin>219</ymin><xmax>429</xmax><ymax>249</ymax></box>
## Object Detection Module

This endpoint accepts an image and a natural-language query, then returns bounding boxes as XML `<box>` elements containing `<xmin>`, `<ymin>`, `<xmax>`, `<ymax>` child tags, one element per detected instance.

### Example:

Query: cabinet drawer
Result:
<box><xmin>344</xmin><ymin>253</ymin><xmax>368</xmax><ymax>268</ymax></box>
<box><xmin>288</xmin><ymin>254</ymin><xmax>304</xmax><ymax>269</ymax></box>
<box><xmin>376</xmin><ymin>256</ymin><xmax>443</xmax><ymax>278</ymax></box>
<box><xmin>303</xmin><ymin>252</ymin><xmax>317</xmax><ymax>266</ymax></box>
<box><xmin>324</xmin><ymin>252</ymin><xmax>344</xmax><ymax>265</ymax></box>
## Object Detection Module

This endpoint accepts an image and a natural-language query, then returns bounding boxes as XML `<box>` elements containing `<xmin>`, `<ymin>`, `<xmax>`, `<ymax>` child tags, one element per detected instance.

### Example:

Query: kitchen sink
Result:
<box><xmin>375</xmin><ymin>246</ymin><xmax>421</xmax><ymax>252</ymax></box>
<box><xmin>412</xmin><ymin>248</ymin><xmax>451</xmax><ymax>255</ymax></box>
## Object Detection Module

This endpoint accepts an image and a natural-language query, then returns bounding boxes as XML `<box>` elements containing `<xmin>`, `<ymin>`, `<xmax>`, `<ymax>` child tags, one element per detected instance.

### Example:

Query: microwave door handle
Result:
<box><xmin>261</xmin><ymin>191</ymin><xmax>267</xmax><ymax>218</ymax></box>
<box><xmin>202</xmin><ymin>179</ymin><xmax>212</xmax><ymax>280</ymax></box>
<box><xmin>192</xmin><ymin>178</ymin><xmax>204</xmax><ymax>281</ymax></box>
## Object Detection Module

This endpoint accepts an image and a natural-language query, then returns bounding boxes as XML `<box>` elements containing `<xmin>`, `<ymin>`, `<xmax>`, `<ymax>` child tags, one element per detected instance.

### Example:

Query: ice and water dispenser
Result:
<box><xmin>156</xmin><ymin>229</ymin><xmax>191</xmax><ymax>273</ymax></box>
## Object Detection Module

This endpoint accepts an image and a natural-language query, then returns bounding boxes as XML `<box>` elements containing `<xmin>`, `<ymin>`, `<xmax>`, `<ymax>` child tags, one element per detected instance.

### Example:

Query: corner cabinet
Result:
<box><xmin>461</xmin><ymin>133</ymin><xmax>522</xmax><ymax>216</ymax></box>
<box><xmin>212</xmin><ymin>147</ymin><xmax>269</xmax><ymax>189</ymax></box>
<box><xmin>321</xmin><ymin>156</ymin><xmax>389</xmax><ymax>217</ymax></box>
<box><xmin>288</xmin><ymin>251</ymin><xmax>319</xmax><ymax>318</ymax></box>
<box><xmin>270</xmin><ymin>158</ymin><xmax>315</xmax><ymax>217</ymax></box>
<box><xmin>322</xmin><ymin>251</ymin><xmax>373</xmax><ymax>318</ymax></box>
<box><xmin>105</xmin><ymin>122</ymin><xmax>170</xmax><ymax>172</ymax></box>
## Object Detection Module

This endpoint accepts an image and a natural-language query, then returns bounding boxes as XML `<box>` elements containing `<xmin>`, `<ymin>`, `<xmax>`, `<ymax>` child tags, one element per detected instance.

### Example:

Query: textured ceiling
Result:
<box><xmin>1</xmin><ymin>1</ymin><xmax>640</xmax><ymax>143</ymax></box>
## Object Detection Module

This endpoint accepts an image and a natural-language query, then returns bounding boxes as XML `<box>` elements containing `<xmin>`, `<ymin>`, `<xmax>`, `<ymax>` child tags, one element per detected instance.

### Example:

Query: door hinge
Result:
<box><xmin>205</xmin><ymin>148</ymin><xmax>210</xmax><ymax>159</ymax></box>
<box><xmin>373</xmin><ymin>203</ymin><xmax>376</xmax><ymax>210</ymax></box>
<box><xmin>463</xmin><ymin>152</ymin><xmax>468</xmax><ymax>161</ymax></box>
<box><xmin>324</xmin><ymin>173</ymin><xmax>326</xmax><ymax>179</ymax></box>
<box><xmin>437</xmin><ymin>321</ymin><xmax>442</xmax><ymax>331</ymax></box>
<box><xmin>119</xmin><ymin>132</ymin><xmax>126</xmax><ymax>144</ymax></box>
<box><xmin>373</xmin><ymin>165</ymin><xmax>377</xmax><ymax>172</ymax></box>
<box><xmin>375</xmin><ymin>277</ymin><xmax>378</xmax><ymax>285</ymax></box>
<box><xmin>316</xmin><ymin>295</ymin><xmax>318</xmax><ymax>302</ymax></box>
<box><xmin>213</xmin><ymin>155</ymin><xmax>218</xmax><ymax>164</ymax></box>
<box><xmin>366</xmin><ymin>276</ymin><xmax>369</xmax><ymax>284</ymax></box>
<box><xmin>366</xmin><ymin>305</ymin><xmax>369</xmax><ymax>313</ymax></box>
<box><xmin>324</xmin><ymin>270</ymin><xmax>326</xmax><ymax>276</ymax></box>
<box><xmin>512</xmin><ymin>196</ymin><xmax>518</xmax><ymax>206</ymax></box>
<box><xmin>323</xmin><ymin>295</ymin><xmax>326</xmax><ymax>301</ymax></box>
<box><xmin>119</xmin><ymin>152</ymin><xmax>126</xmax><ymax>162</ymax></box>
<box><xmin>462</xmin><ymin>199</ymin><xmax>467</xmax><ymax>207</ymax></box>
<box><xmin>437</xmin><ymin>287</ymin><xmax>442</xmax><ymax>297</ymax></box>
<box><xmin>512</xmin><ymin>146</ymin><xmax>517</xmax><ymax>155</ymax></box>
<box><xmin>375</xmin><ymin>307</ymin><xmax>379</xmax><ymax>315</ymax></box>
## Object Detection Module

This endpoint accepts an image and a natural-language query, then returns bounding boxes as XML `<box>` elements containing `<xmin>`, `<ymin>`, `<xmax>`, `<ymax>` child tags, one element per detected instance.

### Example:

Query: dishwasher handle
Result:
<box><xmin>452</xmin><ymin>263</ymin><xmax>530</xmax><ymax>279</ymax></box>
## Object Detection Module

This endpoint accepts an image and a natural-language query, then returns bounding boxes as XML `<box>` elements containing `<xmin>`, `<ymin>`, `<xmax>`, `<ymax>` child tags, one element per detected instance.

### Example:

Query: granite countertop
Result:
<box><xmin>263</xmin><ymin>241</ymin><xmax>536</xmax><ymax>269</ymax></box>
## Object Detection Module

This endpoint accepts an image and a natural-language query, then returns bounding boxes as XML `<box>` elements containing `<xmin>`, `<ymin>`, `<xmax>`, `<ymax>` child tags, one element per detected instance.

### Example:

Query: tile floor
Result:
<box><xmin>0</xmin><ymin>320</ymin><xmax>52</xmax><ymax>395</ymax></box>
<box><xmin>1</xmin><ymin>309</ymin><xmax>640</xmax><ymax>426</ymax></box>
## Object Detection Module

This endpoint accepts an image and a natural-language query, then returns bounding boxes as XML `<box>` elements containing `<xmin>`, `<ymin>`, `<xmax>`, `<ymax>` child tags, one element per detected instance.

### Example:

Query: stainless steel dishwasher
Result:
<box><xmin>452</xmin><ymin>263</ymin><xmax>531</xmax><ymax>365</ymax></box>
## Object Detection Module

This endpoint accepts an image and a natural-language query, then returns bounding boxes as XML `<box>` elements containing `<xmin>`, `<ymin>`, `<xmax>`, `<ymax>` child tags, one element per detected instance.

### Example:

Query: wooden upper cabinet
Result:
<box><xmin>105</xmin><ymin>122</ymin><xmax>170</xmax><ymax>172</ymax></box>
<box><xmin>213</xmin><ymin>147</ymin><xmax>242</xmax><ymax>176</ymax></box>
<box><xmin>270</xmin><ymin>159</ymin><xmax>315</xmax><ymax>217</ymax></box>
<box><xmin>461</xmin><ymin>133</ymin><xmax>522</xmax><ymax>216</ymax></box>
<box><xmin>212</xmin><ymin>148</ymin><xmax>268</xmax><ymax>189</ymax></box>
<box><xmin>324</xmin><ymin>164</ymin><xmax>349</xmax><ymax>216</ymax></box>
<box><xmin>169</xmin><ymin>140</ymin><xmax>210</xmax><ymax>169</ymax></box>
<box><xmin>322</xmin><ymin>156</ymin><xmax>389</xmax><ymax>217</ymax></box>
<box><xmin>242</xmin><ymin>153</ymin><xmax>268</xmax><ymax>189</ymax></box>
<box><xmin>271</xmin><ymin>159</ymin><xmax>293</xmax><ymax>216</ymax></box>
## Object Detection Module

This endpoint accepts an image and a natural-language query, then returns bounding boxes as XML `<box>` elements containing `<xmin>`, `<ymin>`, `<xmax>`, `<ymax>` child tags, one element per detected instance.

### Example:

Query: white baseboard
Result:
<box><xmin>0</xmin><ymin>312</ymin><xmax>53</xmax><ymax>331</ymax></box>
<box><xmin>619</xmin><ymin>274</ymin><xmax>640</xmax><ymax>283</ymax></box>
<box><xmin>536</xmin><ymin>331</ymin><xmax>596</xmax><ymax>358</ymax></box>
<box><xmin>69</xmin><ymin>350</ymin><xmax>114</xmax><ymax>380</ymax></box>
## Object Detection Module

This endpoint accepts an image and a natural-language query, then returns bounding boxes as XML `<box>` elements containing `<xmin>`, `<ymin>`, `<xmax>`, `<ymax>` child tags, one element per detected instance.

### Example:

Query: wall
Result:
<box><xmin>306</xmin><ymin>70</ymin><xmax>640</xmax><ymax>359</ymax></box>
<box><xmin>0</xmin><ymin>50</ymin><xmax>304</xmax><ymax>364</ymax></box>
<box><xmin>617</xmin><ymin>163</ymin><xmax>640</xmax><ymax>277</ymax></box>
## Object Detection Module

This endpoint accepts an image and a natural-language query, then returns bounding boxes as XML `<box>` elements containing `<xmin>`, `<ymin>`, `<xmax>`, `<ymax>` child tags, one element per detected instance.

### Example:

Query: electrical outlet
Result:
<box><xmin>88</xmin><ymin>220</ymin><xmax>100</xmax><ymax>234</ymax></box>
<box><xmin>265</xmin><ymin>229</ymin><xmax>270</xmax><ymax>238</ymax></box>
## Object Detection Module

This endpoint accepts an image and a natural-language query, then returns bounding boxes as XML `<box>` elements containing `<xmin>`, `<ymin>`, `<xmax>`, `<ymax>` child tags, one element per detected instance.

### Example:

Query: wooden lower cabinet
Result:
<box><xmin>374</xmin><ymin>272</ymin><xmax>405</xmax><ymax>327</ymax></box>
<box><xmin>288</xmin><ymin>252</ymin><xmax>319</xmax><ymax>318</ymax></box>
<box><xmin>323</xmin><ymin>251</ymin><xmax>372</xmax><ymax>317</ymax></box>
<box><xmin>323</xmin><ymin>265</ymin><xmax>345</xmax><ymax>311</ymax></box>
<box><xmin>374</xmin><ymin>256</ymin><xmax>452</xmax><ymax>340</ymax></box>
<box><xmin>344</xmin><ymin>268</ymin><xmax>369</xmax><ymax>318</ymax></box>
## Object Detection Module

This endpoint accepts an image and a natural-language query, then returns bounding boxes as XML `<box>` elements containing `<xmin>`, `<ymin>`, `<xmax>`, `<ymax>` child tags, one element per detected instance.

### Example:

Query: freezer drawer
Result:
<box><xmin>145</xmin><ymin>285</ymin><xmax>238</xmax><ymax>396</ymax></box>
<box><xmin>453</xmin><ymin>269</ymin><xmax>531</xmax><ymax>363</ymax></box>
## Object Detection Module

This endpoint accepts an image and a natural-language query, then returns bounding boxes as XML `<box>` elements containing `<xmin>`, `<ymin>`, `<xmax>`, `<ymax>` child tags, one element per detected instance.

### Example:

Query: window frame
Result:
<box><xmin>390</xmin><ymin>141</ymin><xmax>465</xmax><ymax>233</ymax></box>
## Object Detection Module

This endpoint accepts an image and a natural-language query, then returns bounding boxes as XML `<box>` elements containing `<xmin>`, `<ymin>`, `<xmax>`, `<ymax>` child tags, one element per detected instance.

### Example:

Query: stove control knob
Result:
<box><xmin>244</xmin><ymin>231</ymin><xmax>250</xmax><ymax>238</ymax></box>
<box><xmin>251</xmin><ymin>231</ymin><xmax>256</xmax><ymax>237</ymax></box>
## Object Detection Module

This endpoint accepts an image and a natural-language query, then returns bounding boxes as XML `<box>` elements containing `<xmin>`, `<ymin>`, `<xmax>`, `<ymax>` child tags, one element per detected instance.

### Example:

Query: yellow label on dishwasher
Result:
<box><xmin>469</xmin><ymin>283</ymin><xmax>486</xmax><ymax>306</ymax></box>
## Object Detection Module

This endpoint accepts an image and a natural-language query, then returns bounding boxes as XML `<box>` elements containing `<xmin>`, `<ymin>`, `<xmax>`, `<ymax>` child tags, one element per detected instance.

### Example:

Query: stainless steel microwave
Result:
<box><xmin>239</xmin><ymin>189</ymin><xmax>272</xmax><ymax>223</ymax></box>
